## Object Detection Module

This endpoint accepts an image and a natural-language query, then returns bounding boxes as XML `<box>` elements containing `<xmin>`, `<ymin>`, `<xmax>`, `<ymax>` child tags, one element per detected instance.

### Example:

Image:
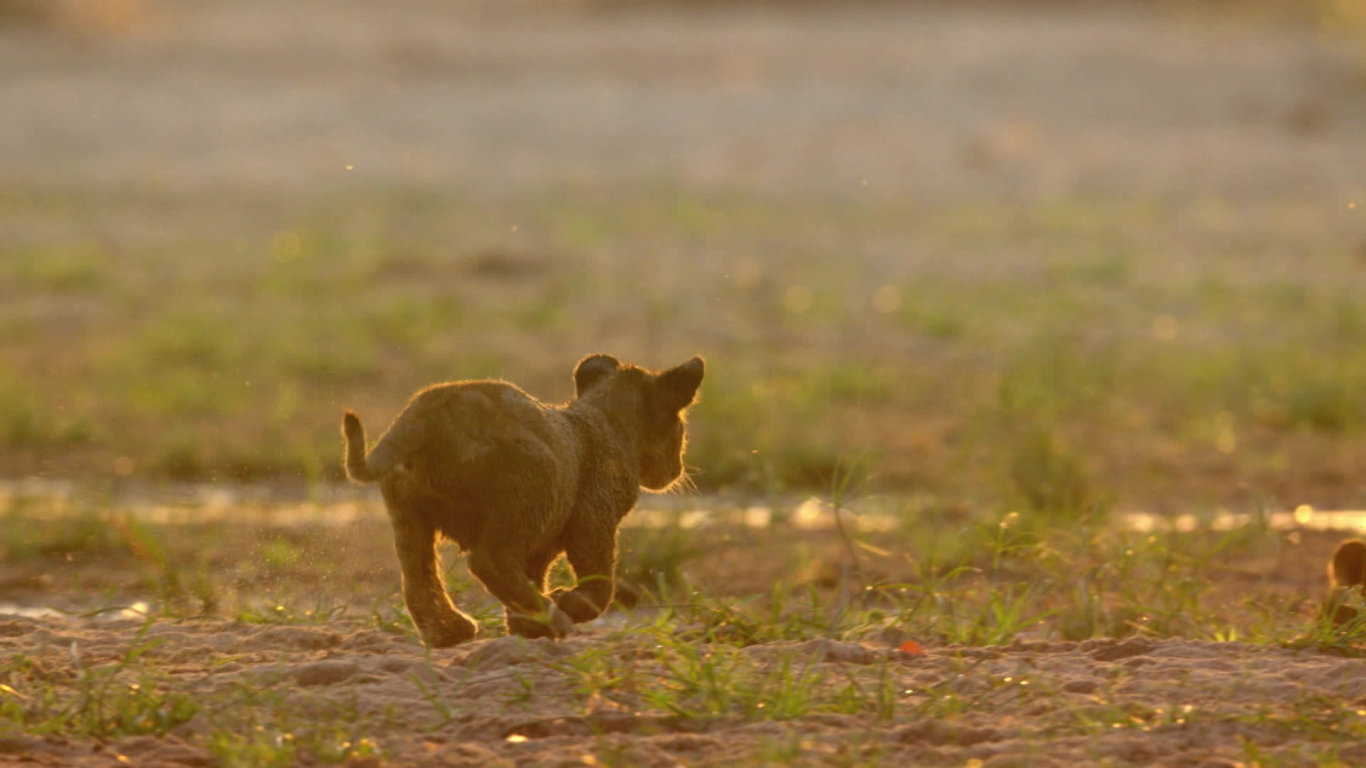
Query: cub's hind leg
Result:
<box><xmin>551</xmin><ymin>526</ymin><xmax>618</xmax><ymax>624</ymax></box>
<box><xmin>388</xmin><ymin>507</ymin><xmax>478</xmax><ymax>648</ymax></box>
<box><xmin>467</xmin><ymin>516</ymin><xmax>572</xmax><ymax>640</ymax></box>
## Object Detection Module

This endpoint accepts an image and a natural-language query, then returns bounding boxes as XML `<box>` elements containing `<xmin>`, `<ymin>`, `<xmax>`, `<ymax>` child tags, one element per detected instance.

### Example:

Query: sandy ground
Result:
<box><xmin>2</xmin><ymin>500</ymin><xmax>1365</xmax><ymax>767</ymax></box>
<box><xmin>4</xmin><ymin>614</ymin><xmax>1366</xmax><ymax>767</ymax></box>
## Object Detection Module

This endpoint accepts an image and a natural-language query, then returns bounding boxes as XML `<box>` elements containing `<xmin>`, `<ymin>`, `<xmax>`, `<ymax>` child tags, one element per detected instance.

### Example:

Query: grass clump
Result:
<box><xmin>1004</xmin><ymin>425</ymin><xmax>1100</xmax><ymax>521</ymax></box>
<box><xmin>0</xmin><ymin>624</ymin><xmax>199</xmax><ymax>739</ymax></box>
<box><xmin>0</xmin><ymin>371</ymin><xmax>92</xmax><ymax>449</ymax></box>
<box><xmin>203</xmin><ymin>679</ymin><xmax>384</xmax><ymax>768</ymax></box>
<box><xmin>1</xmin><ymin>506</ymin><xmax>130</xmax><ymax>563</ymax></box>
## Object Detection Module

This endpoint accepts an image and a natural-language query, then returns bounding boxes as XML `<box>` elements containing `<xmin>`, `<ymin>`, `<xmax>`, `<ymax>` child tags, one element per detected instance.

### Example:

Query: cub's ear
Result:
<box><xmin>574</xmin><ymin>354</ymin><xmax>621</xmax><ymax>396</ymax></box>
<box><xmin>1331</xmin><ymin>539</ymin><xmax>1366</xmax><ymax>587</ymax></box>
<box><xmin>658</xmin><ymin>356</ymin><xmax>705</xmax><ymax>412</ymax></box>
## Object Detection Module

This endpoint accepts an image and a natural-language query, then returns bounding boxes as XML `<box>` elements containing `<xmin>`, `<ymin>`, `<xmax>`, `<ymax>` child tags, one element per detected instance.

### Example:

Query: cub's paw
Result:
<box><xmin>506</xmin><ymin>603</ymin><xmax>574</xmax><ymax>640</ymax></box>
<box><xmin>548</xmin><ymin>603</ymin><xmax>574</xmax><ymax>637</ymax></box>
<box><xmin>551</xmin><ymin>587</ymin><xmax>610</xmax><ymax>623</ymax></box>
<box><xmin>418</xmin><ymin>613</ymin><xmax>479</xmax><ymax>649</ymax></box>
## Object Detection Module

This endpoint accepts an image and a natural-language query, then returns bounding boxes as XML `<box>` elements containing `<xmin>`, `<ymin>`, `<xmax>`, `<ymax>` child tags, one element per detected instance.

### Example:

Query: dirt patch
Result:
<box><xmin>3</xmin><ymin>614</ymin><xmax>1366</xmax><ymax>767</ymax></box>
<box><xmin>2</xmin><ymin>498</ymin><xmax>1363</xmax><ymax>765</ymax></box>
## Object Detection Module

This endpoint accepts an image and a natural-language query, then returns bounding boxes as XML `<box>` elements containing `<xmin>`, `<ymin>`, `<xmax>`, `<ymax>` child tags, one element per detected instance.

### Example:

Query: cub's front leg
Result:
<box><xmin>505</xmin><ymin>603</ymin><xmax>575</xmax><ymax>640</ymax></box>
<box><xmin>467</xmin><ymin>545</ymin><xmax>574</xmax><ymax>640</ymax></box>
<box><xmin>550</xmin><ymin>527</ymin><xmax>619</xmax><ymax>624</ymax></box>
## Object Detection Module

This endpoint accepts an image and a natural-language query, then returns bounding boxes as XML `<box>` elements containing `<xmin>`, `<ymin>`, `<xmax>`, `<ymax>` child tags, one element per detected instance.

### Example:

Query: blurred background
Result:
<box><xmin>2</xmin><ymin>0</ymin><xmax>1365</xmax><ymax>516</ymax></box>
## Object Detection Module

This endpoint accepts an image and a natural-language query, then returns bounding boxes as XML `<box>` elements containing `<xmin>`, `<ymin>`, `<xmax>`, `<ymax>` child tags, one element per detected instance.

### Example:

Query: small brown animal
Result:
<box><xmin>1325</xmin><ymin>538</ymin><xmax>1366</xmax><ymax>627</ymax></box>
<box><xmin>342</xmin><ymin>354</ymin><xmax>704</xmax><ymax>647</ymax></box>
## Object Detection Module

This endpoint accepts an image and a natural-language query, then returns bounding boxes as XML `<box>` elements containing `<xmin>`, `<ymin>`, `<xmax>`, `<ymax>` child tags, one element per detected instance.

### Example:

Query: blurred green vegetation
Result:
<box><xmin>1</xmin><ymin>186</ymin><xmax>1364</xmax><ymax>514</ymax></box>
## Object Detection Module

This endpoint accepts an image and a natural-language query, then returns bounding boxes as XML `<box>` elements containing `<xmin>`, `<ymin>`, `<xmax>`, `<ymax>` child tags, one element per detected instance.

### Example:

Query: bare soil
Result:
<box><xmin>4</xmin><ymin>614</ymin><xmax>1366</xmax><ymax>767</ymax></box>
<box><xmin>3</xmin><ymin>502</ymin><xmax>1365</xmax><ymax>767</ymax></box>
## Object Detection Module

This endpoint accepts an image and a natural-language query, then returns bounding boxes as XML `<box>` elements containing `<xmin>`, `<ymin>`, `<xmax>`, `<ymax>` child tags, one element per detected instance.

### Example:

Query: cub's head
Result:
<box><xmin>573</xmin><ymin>353</ymin><xmax>705</xmax><ymax>492</ymax></box>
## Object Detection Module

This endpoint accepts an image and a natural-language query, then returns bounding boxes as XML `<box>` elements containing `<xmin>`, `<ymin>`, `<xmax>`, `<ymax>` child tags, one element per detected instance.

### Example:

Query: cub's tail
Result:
<box><xmin>342</xmin><ymin>410</ymin><xmax>380</xmax><ymax>483</ymax></box>
<box><xmin>342</xmin><ymin>409</ymin><xmax>424</xmax><ymax>483</ymax></box>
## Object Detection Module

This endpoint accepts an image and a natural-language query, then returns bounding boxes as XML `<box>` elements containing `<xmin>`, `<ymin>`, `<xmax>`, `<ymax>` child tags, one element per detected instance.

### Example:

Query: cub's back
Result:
<box><xmin>407</xmin><ymin>379</ymin><xmax>575</xmax><ymax>468</ymax></box>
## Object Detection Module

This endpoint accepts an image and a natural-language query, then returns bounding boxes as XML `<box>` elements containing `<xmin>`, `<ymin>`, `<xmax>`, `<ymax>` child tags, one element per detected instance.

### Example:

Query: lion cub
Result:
<box><xmin>342</xmin><ymin>354</ymin><xmax>704</xmax><ymax>647</ymax></box>
<box><xmin>1325</xmin><ymin>538</ymin><xmax>1366</xmax><ymax>627</ymax></box>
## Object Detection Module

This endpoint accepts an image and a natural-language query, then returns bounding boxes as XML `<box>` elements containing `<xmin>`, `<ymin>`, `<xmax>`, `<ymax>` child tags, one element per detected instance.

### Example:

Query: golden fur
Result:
<box><xmin>342</xmin><ymin>354</ymin><xmax>704</xmax><ymax>647</ymax></box>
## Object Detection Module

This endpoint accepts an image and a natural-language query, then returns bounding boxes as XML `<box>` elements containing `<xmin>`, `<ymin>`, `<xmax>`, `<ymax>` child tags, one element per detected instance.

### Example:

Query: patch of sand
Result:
<box><xmin>3</xmin><ymin>614</ymin><xmax>1365</xmax><ymax>766</ymax></box>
